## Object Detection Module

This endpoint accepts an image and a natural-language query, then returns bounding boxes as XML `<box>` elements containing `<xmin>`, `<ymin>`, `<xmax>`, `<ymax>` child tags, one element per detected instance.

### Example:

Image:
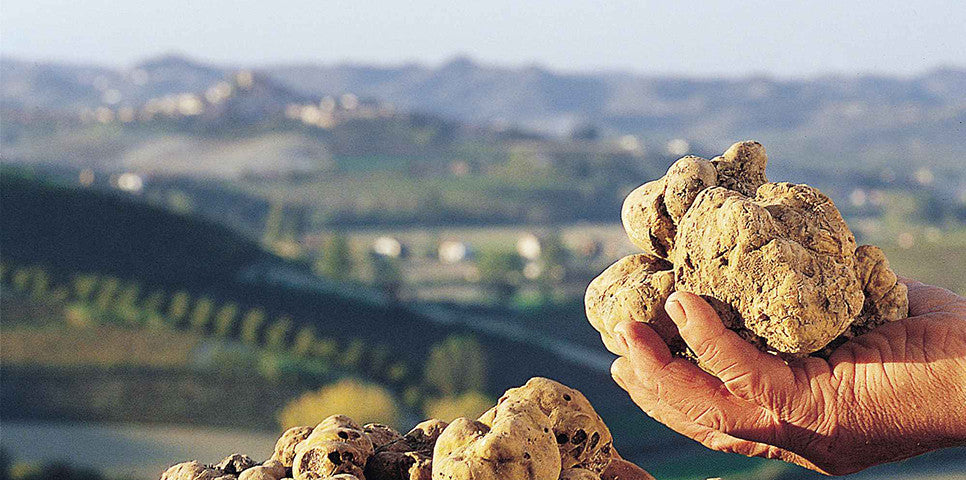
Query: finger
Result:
<box><xmin>899</xmin><ymin>279</ymin><xmax>966</xmax><ymax>317</ymax></box>
<box><xmin>896</xmin><ymin>274</ymin><xmax>923</xmax><ymax>288</ymax></box>
<box><xmin>616</xmin><ymin>321</ymin><xmax>778</xmax><ymax>443</ymax></box>
<box><xmin>665</xmin><ymin>292</ymin><xmax>794</xmax><ymax>405</ymax></box>
<box><xmin>613</xmin><ymin>356</ymin><xmax>824</xmax><ymax>474</ymax></box>
<box><xmin>611</xmin><ymin>357</ymin><xmax>629</xmax><ymax>391</ymax></box>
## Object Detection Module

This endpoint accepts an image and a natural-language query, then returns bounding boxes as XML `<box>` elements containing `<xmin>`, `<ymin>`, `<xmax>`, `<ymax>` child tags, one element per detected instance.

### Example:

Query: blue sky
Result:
<box><xmin>3</xmin><ymin>0</ymin><xmax>964</xmax><ymax>76</ymax></box>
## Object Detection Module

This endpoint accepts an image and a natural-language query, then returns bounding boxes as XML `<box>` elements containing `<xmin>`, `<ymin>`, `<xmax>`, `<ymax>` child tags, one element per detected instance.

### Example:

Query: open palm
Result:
<box><xmin>610</xmin><ymin>278</ymin><xmax>966</xmax><ymax>475</ymax></box>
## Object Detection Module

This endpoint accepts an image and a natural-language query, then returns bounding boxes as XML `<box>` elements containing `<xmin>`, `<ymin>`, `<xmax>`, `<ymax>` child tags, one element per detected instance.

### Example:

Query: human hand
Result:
<box><xmin>609</xmin><ymin>278</ymin><xmax>966</xmax><ymax>475</ymax></box>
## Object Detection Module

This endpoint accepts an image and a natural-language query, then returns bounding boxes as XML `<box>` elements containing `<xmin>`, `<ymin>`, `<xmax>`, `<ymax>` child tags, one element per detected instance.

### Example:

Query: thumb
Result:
<box><xmin>665</xmin><ymin>291</ymin><xmax>792</xmax><ymax>403</ymax></box>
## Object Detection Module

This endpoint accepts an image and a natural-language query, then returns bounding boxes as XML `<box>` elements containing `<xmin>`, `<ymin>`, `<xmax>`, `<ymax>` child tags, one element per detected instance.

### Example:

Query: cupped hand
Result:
<box><xmin>610</xmin><ymin>278</ymin><xmax>966</xmax><ymax>475</ymax></box>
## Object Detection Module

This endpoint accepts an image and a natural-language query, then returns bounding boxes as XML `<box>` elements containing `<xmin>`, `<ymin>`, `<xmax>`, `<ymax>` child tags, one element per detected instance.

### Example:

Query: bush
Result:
<box><xmin>476</xmin><ymin>248</ymin><xmax>523</xmax><ymax>304</ymax></box>
<box><xmin>240</xmin><ymin>308</ymin><xmax>266</xmax><ymax>346</ymax></box>
<box><xmin>278</xmin><ymin>378</ymin><xmax>400</xmax><ymax>430</ymax></box>
<box><xmin>423</xmin><ymin>391</ymin><xmax>493</xmax><ymax>422</ymax></box>
<box><xmin>213</xmin><ymin>302</ymin><xmax>240</xmax><ymax>338</ymax></box>
<box><xmin>168</xmin><ymin>291</ymin><xmax>191</xmax><ymax>325</ymax></box>
<box><xmin>189</xmin><ymin>296</ymin><xmax>215</xmax><ymax>332</ymax></box>
<box><xmin>315</xmin><ymin>232</ymin><xmax>353</xmax><ymax>280</ymax></box>
<box><xmin>423</xmin><ymin>335</ymin><xmax>487</xmax><ymax>396</ymax></box>
<box><xmin>291</xmin><ymin>326</ymin><xmax>316</xmax><ymax>358</ymax></box>
<box><xmin>264</xmin><ymin>315</ymin><xmax>293</xmax><ymax>351</ymax></box>
<box><xmin>93</xmin><ymin>277</ymin><xmax>119</xmax><ymax>312</ymax></box>
<box><xmin>71</xmin><ymin>275</ymin><xmax>98</xmax><ymax>301</ymax></box>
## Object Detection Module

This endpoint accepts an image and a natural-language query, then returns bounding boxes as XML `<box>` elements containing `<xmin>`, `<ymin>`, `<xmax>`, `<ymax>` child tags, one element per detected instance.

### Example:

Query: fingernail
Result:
<box><xmin>610</xmin><ymin>358</ymin><xmax>627</xmax><ymax>389</ymax></box>
<box><xmin>611</xmin><ymin>368</ymin><xmax>625</xmax><ymax>389</ymax></box>
<box><xmin>666</xmin><ymin>297</ymin><xmax>686</xmax><ymax>327</ymax></box>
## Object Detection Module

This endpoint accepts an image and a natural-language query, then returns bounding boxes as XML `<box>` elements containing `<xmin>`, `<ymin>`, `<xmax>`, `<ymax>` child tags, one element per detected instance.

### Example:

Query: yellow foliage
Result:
<box><xmin>423</xmin><ymin>391</ymin><xmax>493</xmax><ymax>422</ymax></box>
<box><xmin>278</xmin><ymin>378</ymin><xmax>399</xmax><ymax>430</ymax></box>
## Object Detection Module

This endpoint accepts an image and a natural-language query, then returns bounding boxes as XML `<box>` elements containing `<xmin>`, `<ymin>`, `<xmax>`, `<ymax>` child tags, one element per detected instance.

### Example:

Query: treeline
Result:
<box><xmin>1</xmin><ymin>260</ymin><xmax>497</xmax><ymax>412</ymax></box>
<box><xmin>1</xmin><ymin>262</ymin><xmax>412</xmax><ymax>389</ymax></box>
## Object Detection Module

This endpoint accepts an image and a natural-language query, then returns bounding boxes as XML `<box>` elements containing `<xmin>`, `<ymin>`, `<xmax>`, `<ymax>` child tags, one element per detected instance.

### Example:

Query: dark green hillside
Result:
<box><xmin>1</xmin><ymin>171</ymin><xmax>263</xmax><ymax>288</ymax></box>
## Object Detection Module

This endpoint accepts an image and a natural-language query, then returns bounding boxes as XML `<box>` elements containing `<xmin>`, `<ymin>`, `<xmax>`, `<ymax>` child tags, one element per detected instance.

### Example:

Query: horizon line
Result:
<box><xmin>3</xmin><ymin>51</ymin><xmax>964</xmax><ymax>82</ymax></box>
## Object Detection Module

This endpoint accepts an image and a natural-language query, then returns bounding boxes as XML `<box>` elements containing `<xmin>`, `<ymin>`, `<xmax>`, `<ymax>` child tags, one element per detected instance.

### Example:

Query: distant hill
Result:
<box><xmin>266</xmin><ymin>58</ymin><xmax>966</xmax><ymax>169</ymax></box>
<box><xmin>4</xmin><ymin>54</ymin><xmax>965</xmax><ymax>169</ymax></box>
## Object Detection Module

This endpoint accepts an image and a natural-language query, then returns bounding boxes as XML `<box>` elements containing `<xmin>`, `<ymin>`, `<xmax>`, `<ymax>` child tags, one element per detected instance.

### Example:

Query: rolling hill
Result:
<box><xmin>0</xmin><ymin>171</ymin><xmax>684</xmax><ymax>462</ymax></box>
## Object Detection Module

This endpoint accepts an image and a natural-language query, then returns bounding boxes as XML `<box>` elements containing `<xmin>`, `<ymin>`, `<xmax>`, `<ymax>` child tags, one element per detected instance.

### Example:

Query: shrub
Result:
<box><xmin>424</xmin><ymin>391</ymin><xmax>493</xmax><ymax>422</ymax></box>
<box><xmin>315</xmin><ymin>232</ymin><xmax>353</xmax><ymax>280</ymax></box>
<box><xmin>278</xmin><ymin>378</ymin><xmax>399</xmax><ymax>430</ymax></box>
<box><xmin>93</xmin><ymin>277</ymin><xmax>119</xmax><ymax>312</ymax></box>
<box><xmin>423</xmin><ymin>335</ymin><xmax>487</xmax><ymax>396</ymax></box>
<box><xmin>240</xmin><ymin>308</ymin><xmax>266</xmax><ymax>346</ymax></box>
<box><xmin>168</xmin><ymin>291</ymin><xmax>191</xmax><ymax>325</ymax></box>
<box><xmin>264</xmin><ymin>315</ymin><xmax>293</xmax><ymax>351</ymax></box>
<box><xmin>213</xmin><ymin>302</ymin><xmax>239</xmax><ymax>338</ymax></box>
<box><xmin>291</xmin><ymin>326</ymin><xmax>316</xmax><ymax>358</ymax></box>
<box><xmin>72</xmin><ymin>275</ymin><xmax>99</xmax><ymax>301</ymax></box>
<box><xmin>189</xmin><ymin>296</ymin><xmax>215</xmax><ymax>333</ymax></box>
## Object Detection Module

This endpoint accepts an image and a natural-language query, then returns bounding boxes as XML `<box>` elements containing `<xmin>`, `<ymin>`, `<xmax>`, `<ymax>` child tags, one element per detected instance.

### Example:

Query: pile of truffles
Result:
<box><xmin>586</xmin><ymin>141</ymin><xmax>909</xmax><ymax>357</ymax></box>
<box><xmin>160</xmin><ymin>377</ymin><xmax>654</xmax><ymax>480</ymax></box>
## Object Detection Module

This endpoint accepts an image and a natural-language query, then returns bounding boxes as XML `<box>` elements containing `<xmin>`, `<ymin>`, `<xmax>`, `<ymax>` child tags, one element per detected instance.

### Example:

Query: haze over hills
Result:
<box><xmin>3</xmin><ymin>54</ymin><xmax>966</xmax><ymax>170</ymax></box>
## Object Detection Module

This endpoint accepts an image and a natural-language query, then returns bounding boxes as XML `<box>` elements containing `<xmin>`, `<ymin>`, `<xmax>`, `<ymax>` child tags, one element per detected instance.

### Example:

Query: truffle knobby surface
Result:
<box><xmin>591</xmin><ymin>141</ymin><xmax>908</xmax><ymax>356</ymax></box>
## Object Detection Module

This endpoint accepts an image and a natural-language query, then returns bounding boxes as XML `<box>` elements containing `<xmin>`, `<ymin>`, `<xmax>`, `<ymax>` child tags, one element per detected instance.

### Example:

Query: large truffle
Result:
<box><xmin>433</xmin><ymin>400</ymin><xmax>560</xmax><ymax>480</ymax></box>
<box><xmin>592</xmin><ymin>141</ymin><xmax>908</xmax><ymax>357</ymax></box>
<box><xmin>851</xmin><ymin>244</ymin><xmax>909</xmax><ymax>335</ymax></box>
<box><xmin>674</xmin><ymin>183</ymin><xmax>864</xmax><ymax>354</ymax></box>
<box><xmin>479</xmin><ymin>378</ymin><xmax>613</xmax><ymax>473</ymax></box>
<box><xmin>584</xmin><ymin>254</ymin><xmax>679</xmax><ymax>356</ymax></box>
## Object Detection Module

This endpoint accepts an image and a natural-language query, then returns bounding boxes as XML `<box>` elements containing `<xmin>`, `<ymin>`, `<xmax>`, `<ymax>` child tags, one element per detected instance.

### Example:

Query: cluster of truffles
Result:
<box><xmin>586</xmin><ymin>141</ymin><xmax>909</xmax><ymax>357</ymax></box>
<box><xmin>160</xmin><ymin>377</ymin><xmax>654</xmax><ymax>480</ymax></box>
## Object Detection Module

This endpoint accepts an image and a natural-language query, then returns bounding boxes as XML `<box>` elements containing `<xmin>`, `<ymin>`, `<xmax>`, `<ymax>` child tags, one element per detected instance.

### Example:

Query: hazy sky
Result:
<box><xmin>3</xmin><ymin>0</ymin><xmax>965</xmax><ymax>77</ymax></box>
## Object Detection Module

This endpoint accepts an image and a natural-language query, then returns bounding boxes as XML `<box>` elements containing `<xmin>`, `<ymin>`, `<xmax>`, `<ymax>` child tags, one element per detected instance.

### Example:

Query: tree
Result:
<box><xmin>476</xmin><ymin>249</ymin><xmax>523</xmax><ymax>305</ymax></box>
<box><xmin>537</xmin><ymin>233</ymin><xmax>569</xmax><ymax>302</ymax></box>
<box><xmin>167</xmin><ymin>291</ymin><xmax>191</xmax><ymax>325</ymax></box>
<box><xmin>315</xmin><ymin>233</ymin><xmax>353</xmax><ymax>280</ymax></box>
<box><xmin>240</xmin><ymin>308</ymin><xmax>266</xmax><ymax>346</ymax></box>
<box><xmin>339</xmin><ymin>338</ymin><xmax>366</xmax><ymax>369</ymax></box>
<box><xmin>113</xmin><ymin>282</ymin><xmax>141</xmax><ymax>323</ymax></box>
<box><xmin>29</xmin><ymin>266</ymin><xmax>50</xmax><ymax>299</ymax></box>
<box><xmin>370</xmin><ymin>254</ymin><xmax>403</xmax><ymax>302</ymax></box>
<box><xmin>291</xmin><ymin>326</ymin><xmax>317</xmax><ymax>358</ymax></box>
<box><xmin>314</xmin><ymin>337</ymin><xmax>339</xmax><ymax>360</ymax></box>
<box><xmin>367</xmin><ymin>343</ymin><xmax>391</xmax><ymax>379</ymax></box>
<box><xmin>278</xmin><ymin>379</ymin><xmax>399</xmax><ymax>430</ymax></box>
<box><xmin>264</xmin><ymin>315</ymin><xmax>293</xmax><ymax>351</ymax></box>
<box><xmin>94</xmin><ymin>277</ymin><xmax>119</xmax><ymax>312</ymax></box>
<box><xmin>262</xmin><ymin>200</ymin><xmax>285</xmax><ymax>249</ymax></box>
<box><xmin>189</xmin><ymin>296</ymin><xmax>215</xmax><ymax>332</ymax></box>
<box><xmin>11</xmin><ymin>268</ymin><xmax>30</xmax><ymax>292</ymax></box>
<box><xmin>423</xmin><ymin>335</ymin><xmax>487</xmax><ymax>396</ymax></box>
<box><xmin>387</xmin><ymin>361</ymin><xmax>409</xmax><ymax>383</ymax></box>
<box><xmin>142</xmin><ymin>290</ymin><xmax>166</xmax><ymax>314</ymax></box>
<box><xmin>72</xmin><ymin>275</ymin><xmax>99</xmax><ymax>301</ymax></box>
<box><xmin>213</xmin><ymin>302</ymin><xmax>239</xmax><ymax>338</ymax></box>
